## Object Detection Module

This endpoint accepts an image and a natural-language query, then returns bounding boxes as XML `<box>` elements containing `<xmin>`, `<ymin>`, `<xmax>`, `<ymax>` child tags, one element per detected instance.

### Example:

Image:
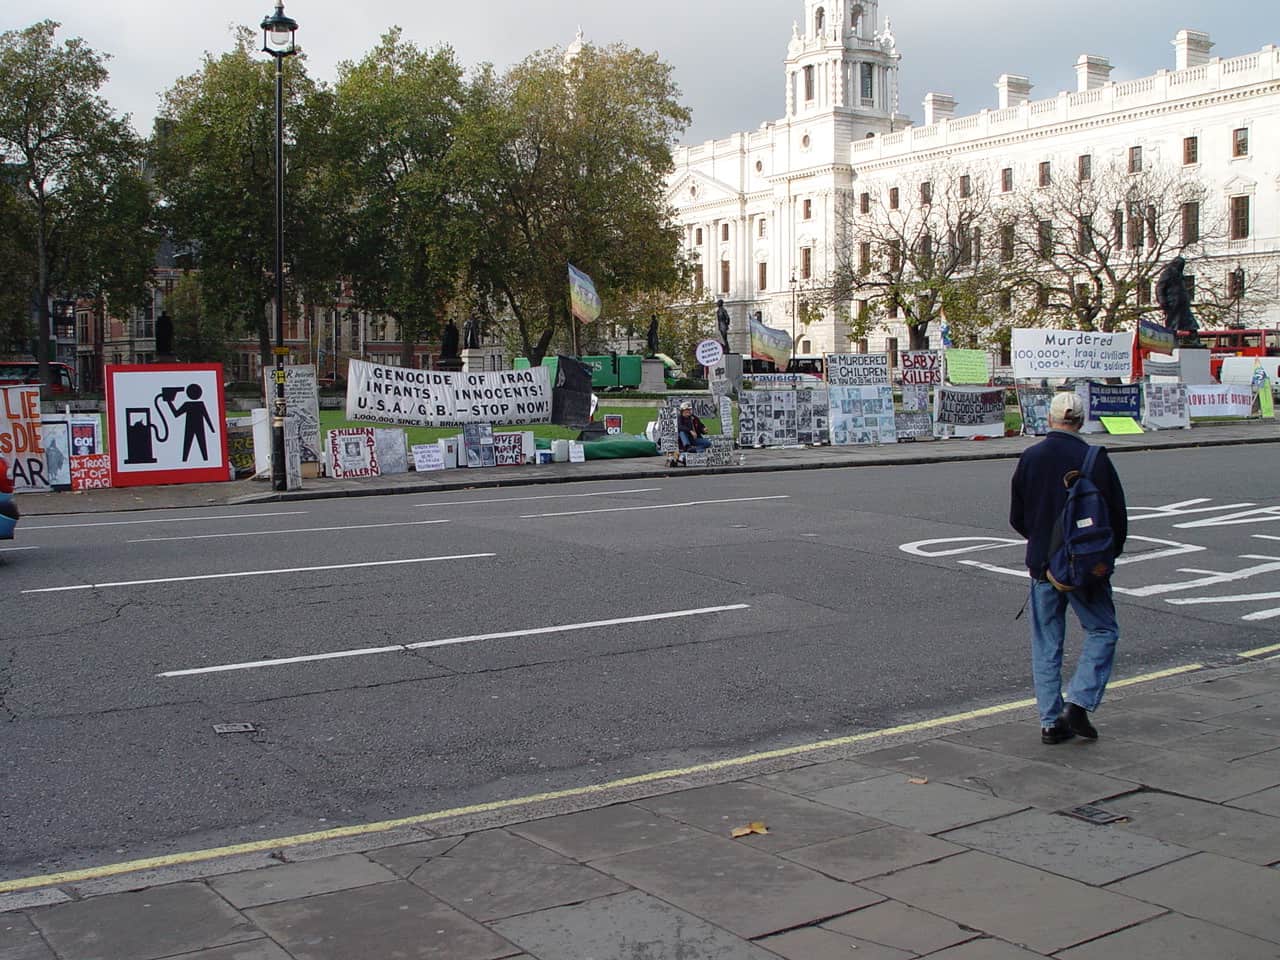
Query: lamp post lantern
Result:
<box><xmin>261</xmin><ymin>2</ymin><xmax>298</xmax><ymax>491</ymax></box>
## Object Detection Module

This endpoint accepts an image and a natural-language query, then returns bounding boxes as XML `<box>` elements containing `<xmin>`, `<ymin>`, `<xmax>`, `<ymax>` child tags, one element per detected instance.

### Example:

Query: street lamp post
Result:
<box><xmin>790</xmin><ymin>268</ymin><xmax>798</xmax><ymax>358</ymax></box>
<box><xmin>261</xmin><ymin>2</ymin><xmax>298</xmax><ymax>491</ymax></box>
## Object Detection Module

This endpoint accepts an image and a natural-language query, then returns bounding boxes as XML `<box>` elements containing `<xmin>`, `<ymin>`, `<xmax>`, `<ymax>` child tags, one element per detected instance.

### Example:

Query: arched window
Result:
<box><xmin>815</xmin><ymin>7</ymin><xmax>825</xmax><ymax>35</ymax></box>
<box><xmin>850</xmin><ymin>3</ymin><xmax>863</xmax><ymax>32</ymax></box>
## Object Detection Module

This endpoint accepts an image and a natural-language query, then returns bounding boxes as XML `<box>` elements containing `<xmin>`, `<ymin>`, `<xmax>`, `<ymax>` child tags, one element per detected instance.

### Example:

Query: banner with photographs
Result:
<box><xmin>1186</xmin><ymin>385</ymin><xmax>1254</xmax><ymax>418</ymax></box>
<box><xmin>1142</xmin><ymin>382</ymin><xmax>1190</xmax><ymax>430</ymax></box>
<box><xmin>935</xmin><ymin>386</ymin><xmax>1006</xmax><ymax>438</ymax></box>
<box><xmin>1016</xmin><ymin>385</ymin><xmax>1053</xmax><ymax>436</ymax></box>
<box><xmin>796</xmin><ymin>387</ymin><xmax>830</xmax><ymax>445</ymax></box>
<box><xmin>900</xmin><ymin>384</ymin><xmax>930</xmax><ymax>413</ymax></box>
<box><xmin>346</xmin><ymin>358</ymin><xmax>552</xmax><ymax>428</ymax></box>
<box><xmin>463</xmin><ymin>423</ymin><xmax>497</xmax><ymax>467</ymax></box>
<box><xmin>1080</xmin><ymin>381</ymin><xmax>1142</xmax><ymax>434</ymax></box>
<box><xmin>829</xmin><ymin>385</ymin><xmax>897</xmax><ymax>445</ymax></box>
<box><xmin>895</xmin><ymin>413</ymin><xmax>933</xmax><ymax>441</ymax></box>
<box><xmin>263</xmin><ymin>364</ymin><xmax>321</xmax><ymax>462</ymax></box>
<box><xmin>826</xmin><ymin>353</ymin><xmax>890</xmax><ymax>387</ymax></box>
<box><xmin>1011</xmin><ymin>329</ymin><xmax>1133</xmax><ymax>380</ymax></box>
<box><xmin>327</xmin><ymin>427</ymin><xmax>379</xmax><ymax>478</ymax></box>
<box><xmin>738</xmin><ymin>390</ymin><xmax>798</xmax><ymax>447</ymax></box>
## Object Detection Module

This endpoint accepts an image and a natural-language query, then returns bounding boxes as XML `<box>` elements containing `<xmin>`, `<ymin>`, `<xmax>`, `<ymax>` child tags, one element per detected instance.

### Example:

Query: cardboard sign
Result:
<box><xmin>895</xmin><ymin>412</ymin><xmax>934</xmax><ymax>441</ymax></box>
<box><xmin>900</xmin><ymin>351</ymin><xmax>942</xmax><ymax>386</ymax></box>
<box><xmin>327</xmin><ymin>428</ymin><xmax>379</xmax><ymax>478</ymax></box>
<box><xmin>463</xmin><ymin>423</ymin><xmax>496</xmax><ymax>468</ymax></box>
<box><xmin>935</xmin><ymin>386</ymin><xmax>1006</xmax><ymax>438</ymax></box>
<box><xmin>0</xmin><ymin>385</ymin><xmax>47</xmax><ymax>493</ymax></box>
<box><xmin>604</xmin><ymin>414</ymin><xmax>623</xmax><ymax>436</ymax></box>
<box><xmin>1016</xmin><ymin>385</ymin><xmax>1053</xmax><ymax>437</ymax></box>
<box><xmin>412</xmin><ymin>444</ymin><xmax>446</xmax><ymax>472</ymax></box>
<box><xmin>374</xmin><ymin>428</ymin><xmax>409</xmax><ymax>476</ymax></box>
<box><xmin>696</xmin><ymin>339</ymin><xmax>725</xmax><ymax>366</ymax></box>
<box><xmin>826</xmin><ymin>353</ymin><xmax>890</xmax><ymax>387</ymax></box>
<box><xmin>70</xmin><ymin>452</ymin><xmax>112</xmax><ymax>490</ymax></box>
<box><xmin>1011</xmin><ymin>329</ymin><xmax>1132</xmax><ymax>380</ymax></box>
<box><xmin>945</xmin><ymin>349</ymin><xmax>988</xmax><ymax>385</ymax></box>
<box><xmin>262</xmin><ymin>365</ymin><xmax>321</xmax><ymax>462</ymax></box>
<box><xmin>106</xmin><ymin>364</ymin><xmax>230</xmax><ymax>487</ymax></box>
<box><xmin>1100</xmin><ymin>417</ymin><xmax>1144</xmax><ymax>435</ymax></box>
<box><xmin>494</xmin><ymin>432</ymin><xmax>533</xmax><ymax>466</ymax></box>
<box><xmin>1142</xmin><ymin>382</ymin><xmax>1190</xmax><ymax>430</ymax></box>
<box><xmin>346</xmin><ymin>359</ymin><xmax>551</xmax><ymax>428</ymax></box>
<box><xmin>568</xmin><ymin>441</ymin><xmax>586</xmax><ymax>463</ymax></box>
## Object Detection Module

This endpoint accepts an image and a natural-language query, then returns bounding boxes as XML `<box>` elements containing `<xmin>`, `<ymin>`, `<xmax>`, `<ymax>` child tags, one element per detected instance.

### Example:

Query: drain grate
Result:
<box><xmin>1062</xmin><ymin>803</ymin><xmax>1127</xmax><ymax>825</ymax></box>
<box><xmin>213</xmin><ymin>722</ymin><xmax>257</xmax><ymax>735</ymax></box>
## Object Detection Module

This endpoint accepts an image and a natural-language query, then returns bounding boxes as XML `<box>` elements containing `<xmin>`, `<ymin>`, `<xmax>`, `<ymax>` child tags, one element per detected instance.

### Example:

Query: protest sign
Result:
<box><xmin>437</xmin><ymin>436</ymin><xmax>461</xmax><ymax>467</ymax></box>
<box><xmin>374</xmin><ymin>428</ymin><xmax>409</xmax><ymax>475</ymax></box>
<box><xmin>656</xmin><ymin>400</ymin><xmax>680</xmax><ymax>454</ymax></box>
<box><xmin>945</xmin><ymin>349</ymin><xmax>988</xmax><ymax>385</ymax></box>
<box><xmin>69</xmin><ymin>416</ymin><xmax>102</xmax><ymax>456</ymax></box>
<box><xmin>895</xmin><ymin>412</ymin><xmax>933</xmax><ymax>441</ymax></box>
<box><xmin>346</xmin><ymin>358</ymin><xmax>552</xmax><ymax>428</ymax></box>
<box><xmin>796</xmin><ymin>387</ymin><xmax>830</xmax><ymax>445</ymax></box>
<box><xmin>1011</xmin><ymin>329</ymin><xmax>1132</xmax><ymax>380</ymax></box>
<box><xmin>901</xmin><ymin>384</ymin><xmax>930</xmax><ymax>413</ymax></box>
<box><xmin>1016</xmin><ymin>385</ymin><xmax>1053</xmax><ymax>436</ymax></box>
<box><xmin>327</xmin><ymin>428</ymin><xmax>379</xmax><ymax>478</ymax></box>
<box><xmin>226</xmin><ymin>420</ymin><xmax>256</xmax><ymax>478</ymax></box>
<box><xmin>696</xmin><ymin>339</ymin><xmax>725</xmax><ymax>367</ymax></box>
<box><xmin>684</xmin><ymin>435</ymin><xmax>734</xmax><ymax>467</ymax></box>
<box><xmin>1186</xmin><ymin>385</ymin><xmax>1254</xmax><ymax>418</ymax></box>
<box><xmin>494</xmin><ymin>432</ymin><xmax>534</xmax><ymax>466</ymax></box>
<box><xmin>568</xmin><ymin>441</ymin><xmax>586</xmax><ymax>463</ymax></box>
<box><xmin>900</xmin><ymin>351</ymin><xmax>942</xmax><ymax>386</ymax></box>
<box><xmin>826</xmin><ymin>353</ymin><xmax>890</xmax><ymax>387</ymax></box>
<box><xmin>283</xmin><ymin>417</ymin><xmax>303</xmax><ymax>491</ymax></box>
<box><xmin>106</xmin><ymin>364</ymin><xmax>229</xmax><ymax>487</ymax></box>
<box><xmin>737</xmin><ymin>391</ymin><xmax>798</xmax><ymax>447</ymax></box>
<box><xmin>263</xmin><ymin>365</ymin><xmax>321</xmax><ymax>462</ymax></box>
<box><xmin>1081</xmin><ymin>381</ymin><xmax>1141</xmax><ymax>434</ymax></box>
<box><xmin>935</xmin><ymin>386</ymin><xmax>1006</xmax><ymax>438</ymax></box>
<box><xmin>412</xmin><ymin>443</ymin><xmax>445</xmax><ymax>472</ymax></box>
<box><xmin>829</xmin><ymin>385</ymin><xmax>896</xmax><ymax>445</ymax></box>
<box><xmin>1</xmin><ymin>385</ymin><xmax>48</xmax><ymax>492</ymax></box>
<box><xmin>1141</xmin><ymin>382</ymin><xmax>1190</xmax><ymax>430</ymax></box>
<box><xmin>718</xmin><ymin>397</ymin><xmax>733</xmax><ymax>436</ymax></box>
<box><xmin>70</xmin><ymin>453</ymin><xmax>112</xmax><ymax>490</ymax></box>
<box><xmin>463</xmin><ymin>423</ymin><xmax>496</xmax><ymax>467</ymax></box>
<box><xmin>1101</xmin><ymin>417</ymin><xmax>1143</xmax><ymax>435</ymax></box>
<box><xmin>604</xmin><ymin>414</ymin><xmax>623</xmax><ymax>436</ymax></box>
<box><xmin>551</xmin><ymin>354</ymin><xmax>594</xmax><ymax>428</ymax></box>
<box><xmin>40</xmin><ymin>417</ymin><xmax>72</xmax><ymax>490</ymax></box>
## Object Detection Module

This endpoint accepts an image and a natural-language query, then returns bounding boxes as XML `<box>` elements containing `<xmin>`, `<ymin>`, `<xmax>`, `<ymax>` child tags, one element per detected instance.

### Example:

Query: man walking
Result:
<box><xmin>1010</xmin><ymin>392</ymin><xmax>1127</xmax><ymax>744</ymax></box>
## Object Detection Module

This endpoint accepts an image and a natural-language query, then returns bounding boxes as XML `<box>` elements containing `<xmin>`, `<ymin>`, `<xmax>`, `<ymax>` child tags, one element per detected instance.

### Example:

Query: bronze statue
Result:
<box><xmin>440</xmin><ymin>319</ymin><xmax>460</xmax><ymax>359</ymax></box>
<box><xmin>646</xmin><ymin>314</ymin><xmax>659</xmax><ymax>355</ymax></box>
<box><xmin>716</xmin><ymin>299</ymin><xmax>731</xmax><ymax>352</ymax></box>
<box><xmin>1156</xmin><ymin>256</ymin><xmax>1199</xmax><ymax>339</ymax></box>
<box><xmin>462</xmin><ymin>317</ymin><xmax>481</xmax><ymax>350</ymax></box>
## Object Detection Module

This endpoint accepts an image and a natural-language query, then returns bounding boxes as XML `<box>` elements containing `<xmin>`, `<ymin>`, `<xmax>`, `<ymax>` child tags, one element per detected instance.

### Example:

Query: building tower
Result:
<box><xmin>784</xmin><ymin>0</ymin><xmax>904</xmax><ymax>136</ymax></box>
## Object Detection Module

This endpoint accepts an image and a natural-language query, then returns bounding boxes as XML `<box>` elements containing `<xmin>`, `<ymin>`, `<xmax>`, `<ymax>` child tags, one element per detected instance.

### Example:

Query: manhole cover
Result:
<box><xmin>213</xmin><ymin>723</ymin><xmax>257</xmax><ymax>735</ymax></box>
<box><xmin>1062</xmin><ymin>804</ymin><xmax>1126</xmax><ymax>825</ymax></box>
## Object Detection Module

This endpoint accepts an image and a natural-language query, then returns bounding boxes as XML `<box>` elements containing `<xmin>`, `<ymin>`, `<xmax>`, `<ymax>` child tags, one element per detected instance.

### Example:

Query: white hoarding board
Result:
<box><xmin>346</xmin><ymin>359</ymin><xmax>551</xmax><ymax>428</ymax></box>
<box><xmin>1011</xmin><ymin>329</ymin><xmax>1132</xmax><ymax>380</ymax></box>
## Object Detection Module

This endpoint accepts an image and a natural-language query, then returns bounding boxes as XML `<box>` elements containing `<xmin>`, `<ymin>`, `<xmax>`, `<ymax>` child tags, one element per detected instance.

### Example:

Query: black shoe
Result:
<box><xmin>1065</xmin><ymin>703</ymin><xmax>1098</xmax><ymax>740</ymax></box>
<box><xmin>1041</xmin><ymin>718</ymin><xmax>1076</xmax><ymax>745</ymax></box>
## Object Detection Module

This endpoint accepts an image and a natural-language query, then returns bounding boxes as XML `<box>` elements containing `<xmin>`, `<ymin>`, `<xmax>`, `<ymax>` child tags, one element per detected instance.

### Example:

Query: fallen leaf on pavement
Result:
<box><xmin>907</xmin><ymin>777</ymin><xmax>929</xmax><ymax>785</ymax></box>
<box><xmin>730</xmin><ymin>821</ymin><xmax>769</xmax><ymax>838</ymax></box>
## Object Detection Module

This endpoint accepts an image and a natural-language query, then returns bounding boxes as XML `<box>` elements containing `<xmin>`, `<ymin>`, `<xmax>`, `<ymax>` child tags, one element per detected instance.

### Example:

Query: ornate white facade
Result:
<box><xmin>667</xmin><ymin>2</ymin><xmax>1280</xmax><ymax>356</ymax></box>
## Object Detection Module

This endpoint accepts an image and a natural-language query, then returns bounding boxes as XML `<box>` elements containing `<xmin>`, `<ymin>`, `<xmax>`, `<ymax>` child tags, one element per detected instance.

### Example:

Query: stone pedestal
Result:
<box><xmin>640</xmin><ymin>358</ymin><xmax>667</xmax><ymax>392</ymax></box>
<box><xmin>436</xmin><ymin>357</ymin><xmax>463</xmax><ymax>373</ymax></box>
<box><xmin>1175</xmin><ymin>348</ymin><xmax>1212</xmax><ymax>385</ymax></box>
<box><xmin>462</xmin><ymin>347</ymin><xmax>506</xmax><ymax>373</ymax></box>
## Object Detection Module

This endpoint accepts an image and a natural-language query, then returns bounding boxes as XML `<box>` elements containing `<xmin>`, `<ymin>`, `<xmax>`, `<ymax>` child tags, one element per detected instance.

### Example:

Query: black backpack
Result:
<box><xmin>1046</xmin><ymin>446</ymin><xmax>1115</xmax><ymax>592</ymax></box>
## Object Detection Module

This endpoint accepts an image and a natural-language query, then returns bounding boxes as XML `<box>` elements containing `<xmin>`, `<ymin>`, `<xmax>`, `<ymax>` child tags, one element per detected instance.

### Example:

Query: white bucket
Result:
<box><xmin>551</xmin><ymin>439</ymin><xmax>570</xmax><ymax>462</ymax></box>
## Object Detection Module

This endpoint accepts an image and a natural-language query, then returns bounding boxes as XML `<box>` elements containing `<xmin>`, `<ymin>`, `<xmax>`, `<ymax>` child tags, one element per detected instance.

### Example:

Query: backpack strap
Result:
<box><xmin>1081</xmin><ymin>445</ymin><xmax>1101</xmax><ymax>480</ymax></box>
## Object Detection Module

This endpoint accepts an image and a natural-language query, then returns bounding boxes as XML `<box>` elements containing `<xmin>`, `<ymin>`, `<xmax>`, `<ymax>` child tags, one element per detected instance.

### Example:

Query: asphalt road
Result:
<box><xmin>2</xmin><ymin>445</ymin><xmax>1278</xmax><ymax>880</ymax></box>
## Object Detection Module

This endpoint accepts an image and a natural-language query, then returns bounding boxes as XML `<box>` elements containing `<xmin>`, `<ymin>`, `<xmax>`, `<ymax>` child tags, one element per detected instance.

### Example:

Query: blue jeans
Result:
<box><xmin>680</xmin><ymin>431</ymin><xmax>711</xmax><ymax>452</ymax></box>
<box><xmin>1028</xmin><ymin>579</ymin><xmax>1119</xmax><ymax>728</ymax></box>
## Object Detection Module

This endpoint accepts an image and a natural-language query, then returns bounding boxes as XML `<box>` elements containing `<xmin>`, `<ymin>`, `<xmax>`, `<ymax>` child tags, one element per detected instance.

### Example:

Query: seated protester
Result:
<box><xmin>677</xmin><ymin>401</ymin><xmax>712</xmax><ymax>453</ymax></box>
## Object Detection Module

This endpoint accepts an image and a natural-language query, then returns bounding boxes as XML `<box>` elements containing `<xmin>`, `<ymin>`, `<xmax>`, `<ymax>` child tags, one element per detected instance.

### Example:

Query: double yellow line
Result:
<box><xmin>0</xmin><ymin>663</ymin><xmax>1205</xmax><ymax>895</ymax></box>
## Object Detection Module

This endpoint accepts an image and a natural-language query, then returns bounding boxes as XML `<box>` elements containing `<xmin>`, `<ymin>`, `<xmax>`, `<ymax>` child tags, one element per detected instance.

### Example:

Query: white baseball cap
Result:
<box><xmin>1049</xmin><ymin>391</ymin><xmax>1085</xmax><ymax>423</ymax></box>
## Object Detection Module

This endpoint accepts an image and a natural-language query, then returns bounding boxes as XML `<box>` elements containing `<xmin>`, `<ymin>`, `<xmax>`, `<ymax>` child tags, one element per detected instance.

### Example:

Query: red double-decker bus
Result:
<box><xmin>1189</xmin><ymin>329</ymin><xmax>1280</xmax><ymax>379</ymax></box>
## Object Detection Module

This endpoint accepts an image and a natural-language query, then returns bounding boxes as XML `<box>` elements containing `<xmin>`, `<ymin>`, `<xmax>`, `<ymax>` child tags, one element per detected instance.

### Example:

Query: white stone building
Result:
<box><xmin>666</xmin><ymin>0</ymin><xmax>1280</xmax><ymax>360</ymax></box>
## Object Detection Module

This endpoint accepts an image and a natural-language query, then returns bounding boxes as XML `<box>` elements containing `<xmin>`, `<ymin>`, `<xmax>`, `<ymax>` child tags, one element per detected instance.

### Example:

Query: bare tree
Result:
<box><xmin>829</xmin><ymin>163</ymin><xmax>1006</xmax><ymax>350</ymax></box>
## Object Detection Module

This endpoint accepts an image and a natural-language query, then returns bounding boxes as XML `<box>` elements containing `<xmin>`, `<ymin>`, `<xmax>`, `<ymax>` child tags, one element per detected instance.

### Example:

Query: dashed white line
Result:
<box><xmin>23</xmin><ymin>511</ymin><xmax>308</xmax><ymax>531</ymax></box>
<box><xmin>22</xmin><ymin>554</ymin><xmax>496</xmax><ymax>594</ymax></box>
<box><xmin>158</xmin><ymin>604</ymin><xmax>752</xmax><ymax>676</ymax></box>
<box><xmin>416</xmin><ymin>488</ymin><xmax>662</xmax><ymax>507</ymax></box>
<box><xmin>129</xmin><ymin>520</ymin><xmax>450</xmax><ymax>543</ymax></box>
<box><xmin>522</xmin><ymin>495</ymin><xmax>790</xmax><ymax>519</ymax></box>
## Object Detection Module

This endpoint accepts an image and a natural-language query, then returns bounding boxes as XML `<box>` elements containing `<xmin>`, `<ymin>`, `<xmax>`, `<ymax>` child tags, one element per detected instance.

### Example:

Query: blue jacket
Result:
<box><xmin>1010</xmin><ymin>430</ymin><xmax>1127</xmax><ymax>579</ymax></box>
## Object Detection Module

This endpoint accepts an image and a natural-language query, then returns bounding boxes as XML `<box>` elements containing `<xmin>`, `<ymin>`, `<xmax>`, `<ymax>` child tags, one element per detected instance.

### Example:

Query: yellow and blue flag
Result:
<box><xmin>568</xmin><ymin>264</ymin><xmax>602</xmax><ymax>324</ymax></box>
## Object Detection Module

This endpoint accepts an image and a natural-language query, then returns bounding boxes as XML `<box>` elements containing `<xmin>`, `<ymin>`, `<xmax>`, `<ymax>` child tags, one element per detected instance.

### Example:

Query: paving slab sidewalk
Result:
<box><xmin>5</xmin><ymin>659</ymin><xmax>1280</xmax><ymax>959</ymax></box>
<box><xmin>17</xmin><ymin>419</ymin><xmax>1280</xmax><ymax>516</ymax></box>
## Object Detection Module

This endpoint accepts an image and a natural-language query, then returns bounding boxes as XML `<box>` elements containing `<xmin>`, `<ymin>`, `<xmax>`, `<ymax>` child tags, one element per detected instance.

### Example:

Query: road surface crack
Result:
<box><xmin>0</xmin><ymin>646</ymin><xmax>15</xmax><ymax>720</ymax></box>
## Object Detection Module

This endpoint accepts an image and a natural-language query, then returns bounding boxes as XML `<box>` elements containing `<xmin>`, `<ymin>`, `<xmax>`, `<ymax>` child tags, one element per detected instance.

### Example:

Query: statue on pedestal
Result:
<box><xmin>646</xmin><ymin>314</ymin><xmax>659</xmax><ymax>356</ymax></box>
<box><xmin>716</xmin><ymin>299</ymin><xmax>731</xmax><ymax>352</ymax></box>
<box><xmin>463</xmin><ymin>317</ymin><xmax>482</xmax><ymax>350</ymax></box>
<box><xmin>1156</xmin><ymin>255</ymin><xmax>1200</xmax><ymax>345</ymax></box>
<box><xmin>440</xmin><ymin>319</ymin><xmax>460</xmax><ymax>360</ymax></box>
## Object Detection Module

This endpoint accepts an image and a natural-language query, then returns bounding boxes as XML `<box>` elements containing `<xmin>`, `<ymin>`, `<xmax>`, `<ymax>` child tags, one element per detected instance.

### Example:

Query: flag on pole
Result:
<box><xmin>750</xmin><ymin>314</ymin><xmax>792</xmax><ymax>367</ymax></box>
<box><xmin>1253</xmin><ymin>360</ymin><xmax>1275</xmax><ymax>419</ymax></box>
<box><xmin>940</xmin><ymin>321</ymin><xmax>954</xmax><ymax>349</ymax></box>
<box><xmin>1139</xmin><ymin>318</ymin><xmax>1176</xmax><ymax>355</ymax></box>
<box><xmin>567</xmin><ymin>264</ymin><xmax>602</xmax><ymax>323</ymax></box>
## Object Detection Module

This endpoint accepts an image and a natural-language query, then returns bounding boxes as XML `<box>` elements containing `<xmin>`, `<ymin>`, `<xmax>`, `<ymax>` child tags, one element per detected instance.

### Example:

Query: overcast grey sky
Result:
<box><xmin>5</xmin><ymin>1</ymin><xmax>1276</xmax><ymax>143</ymax></box>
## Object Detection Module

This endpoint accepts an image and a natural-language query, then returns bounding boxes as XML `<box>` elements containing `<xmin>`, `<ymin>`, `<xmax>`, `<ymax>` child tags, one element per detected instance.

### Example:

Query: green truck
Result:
<box><xmin>514</xmin><ymin>354</ymin><xmax>679</xmax><ymax>389</ymax></box>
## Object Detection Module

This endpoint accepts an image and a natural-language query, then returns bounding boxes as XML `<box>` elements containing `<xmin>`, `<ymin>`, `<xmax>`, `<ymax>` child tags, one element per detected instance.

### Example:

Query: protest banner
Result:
<box><xmin>463</xmin><ymin>423</ymin><xmax>496</xmax><ymax>467</ymax></box>
<box><xmin>944</xmin><ymin>349</ymin><xmax>989</xmax><ymax>385</ymax></box>
<box><xmin>826</xmin><ymin>353</ymin><xmax>890</xmax><ymax>387</ymax></box>
<box><xmin>1</xmin><ymin>385</ymin><xmax>48</xmax><ymax>492</ymax></box>
<box><xmin>346</xmin><ymin>358</ymin><xmax>552</xmax><ymax>428</ymax></box>
<box><xmin>412</xmin><ymin>444</ymin><xmax>445</xmax><ymax>471</ymax></box>
<box><xmin>684</xmin><ymin>435</ymin><xmax>734</xmax><ymax>467</ymax></box>
<box><xmin>550</xmin><ymin>355</ymin><xmax>594</xmax><ymax>428</ymax></box>
<box><xmin>750</xmin><ymin>315</ymin><xmax>792</xmax><ymax>367</ymax></box>
<box><xmin>106</xmin><ymin>364</ymin><xmax>229</xmax><ymax>487</ymax></box>
<box><xmin>327</xmin><ymin>428</ymin><xmax>379</xmax><ymax>478</ymax></box>
<box><xmin>1011</xmin><ymin>329</ymin><xmax>1133</xmax><ymax>380</ymax></box>
<box><xmin>1186</xmin><ymin>385</ymin><xmax>1254</xmax><ymax>418</ymax></box>
<box><xmin>262</xmin><ymin>364</ymin><xmax>321</xmax><ymax>462</ymax></box>
<box><xmin>70</xmin><ymin>453</ymin><xmax>112</xmax><ymax>490</ymax></box>
<box><xmin>829</xmin><ymin>385</ymin><xmax>896</xmax><ymax>445</ymax></box>
<box><xmin>895</xmin><ymin>412</ymin><xmax>933</xmax><ymax>441</ymax></box>
<box><xmin>900</xmin><ymin>384</ymin><xmax>930</xmax><ymax>413</ymax></box>
<box><xmin>900</xmin><ymin>351</ymin><xmax>942</xmax><ymax>386</ymax></box>
<box><xmin>935</xmin><ymin>386</ymin><xmax>1006</xmax><ymax>438</ymax></box>
<box><xmin>1016</xmin><ymin>385</ymin><xmax>1053</xmax><ymax>436</ymax></box>
<box><xmin>374</xmin><ymin>428</ymin><xmax>409</xmax><ymax>475</ymax></box>
<box><xmin>796</xmin><ymin>387</ymin><xmax>830</xmax><ymax>445</ymax></box>
<box><xmin>737</xmin><ymin>390</ymin><xmax>798</xmax><ymax>447</ymax></box>
<box><xmin>1141</xmin><ymin>382</ymin><xmax>1190</xmax><ymax>430</ymax></box>
<box><xmin>1080</xmin><ymin>381</ymin><xmax>1141</xmax><ymax>434</ymax></box>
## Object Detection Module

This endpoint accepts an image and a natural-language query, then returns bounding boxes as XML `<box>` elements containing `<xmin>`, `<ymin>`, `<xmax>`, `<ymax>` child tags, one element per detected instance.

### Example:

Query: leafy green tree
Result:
<box><xmin>153</xmin><ymin>27</ymin><xmax>322</xmax><ymax>370</ymax></box>
<box><xmin>460</xmin><ymin>42</ymin><xmax>690</xmax><ymax>365</ymax></box>
<box><xmin>0</xmin><ymin>20</ymin><xmax>150</xmax><ymax>390</ymax></box>
<box><xmin>167</xmin><ymin>271</ymin><xmax>227</xmax><ymax>364</ymax></box>
<box><xmin>0</xmin><ymin>168</ymin><xmax>37</xmax><ymax>350</ymax></box>
<box><xmin>321</xmin><ymin>29</ymin><xmax>470</xmax><ymax>366</ymax></box>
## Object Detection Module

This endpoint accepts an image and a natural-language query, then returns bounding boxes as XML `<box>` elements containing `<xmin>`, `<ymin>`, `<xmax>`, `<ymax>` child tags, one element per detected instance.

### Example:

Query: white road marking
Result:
<box><xmin>129</xmin><ymin>520</ymin><xmax>450</xmax><ymax>543</ymax></box>
<box><xmin>1175</xmin><ymin>507</ymin><xmax>1280</xmax><ymax>529</ymax></box>
<box><xmin>416</xmin><ymin>488</ymin><xmax>661</xmax><ymax>507</ymax></box>
<box><xmin>522</xmin><ymin>496</ymin><xmax>790</xmax><ymax>519</ymax></box>
<box><xmin>1129</xmin><ymin>499</ymin><xmax>1255</xmax><ymax>522</ymax></box>
<box><xmin>158</xmin><ymin>604</ymin><xmax>752</xmax><ymax>677</ymax></box>
<box><xmin>899</xmin><ymin>537</ymin><xmax>1023</xmax><ymax>558</ymax></box>
<box><xmin>1167</xmin><ymin>592</ymin><xmax>1280</xmax><ymax>607</ymax></box>
<box><xmin>1114</xmin><ymin>536</ymin><xmax>1206</xmax><ymax>565</ymax></box>
<box><xmin>22</xmin><ymin>554</ymin><xmax>496</xmax><ymax>594</ymax></box>
<box><xmin>1254</xmin><ymin>535</ymin><xmax>1280</xmax><ymax>543</ymax></box>
<box><xmin>23</xmin><ymin>511</ymin><xmax>308</xmax><ymax>531</ymax></box>
<box><xmin>0</xmin><ymin>546</ymin><xmax>38</xmax><ymax>552</ymax></box>
<box><xmin>1119</xmin><ymin>558</ymin><xmax>1280</xmax><ymax>598</ymax></box>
